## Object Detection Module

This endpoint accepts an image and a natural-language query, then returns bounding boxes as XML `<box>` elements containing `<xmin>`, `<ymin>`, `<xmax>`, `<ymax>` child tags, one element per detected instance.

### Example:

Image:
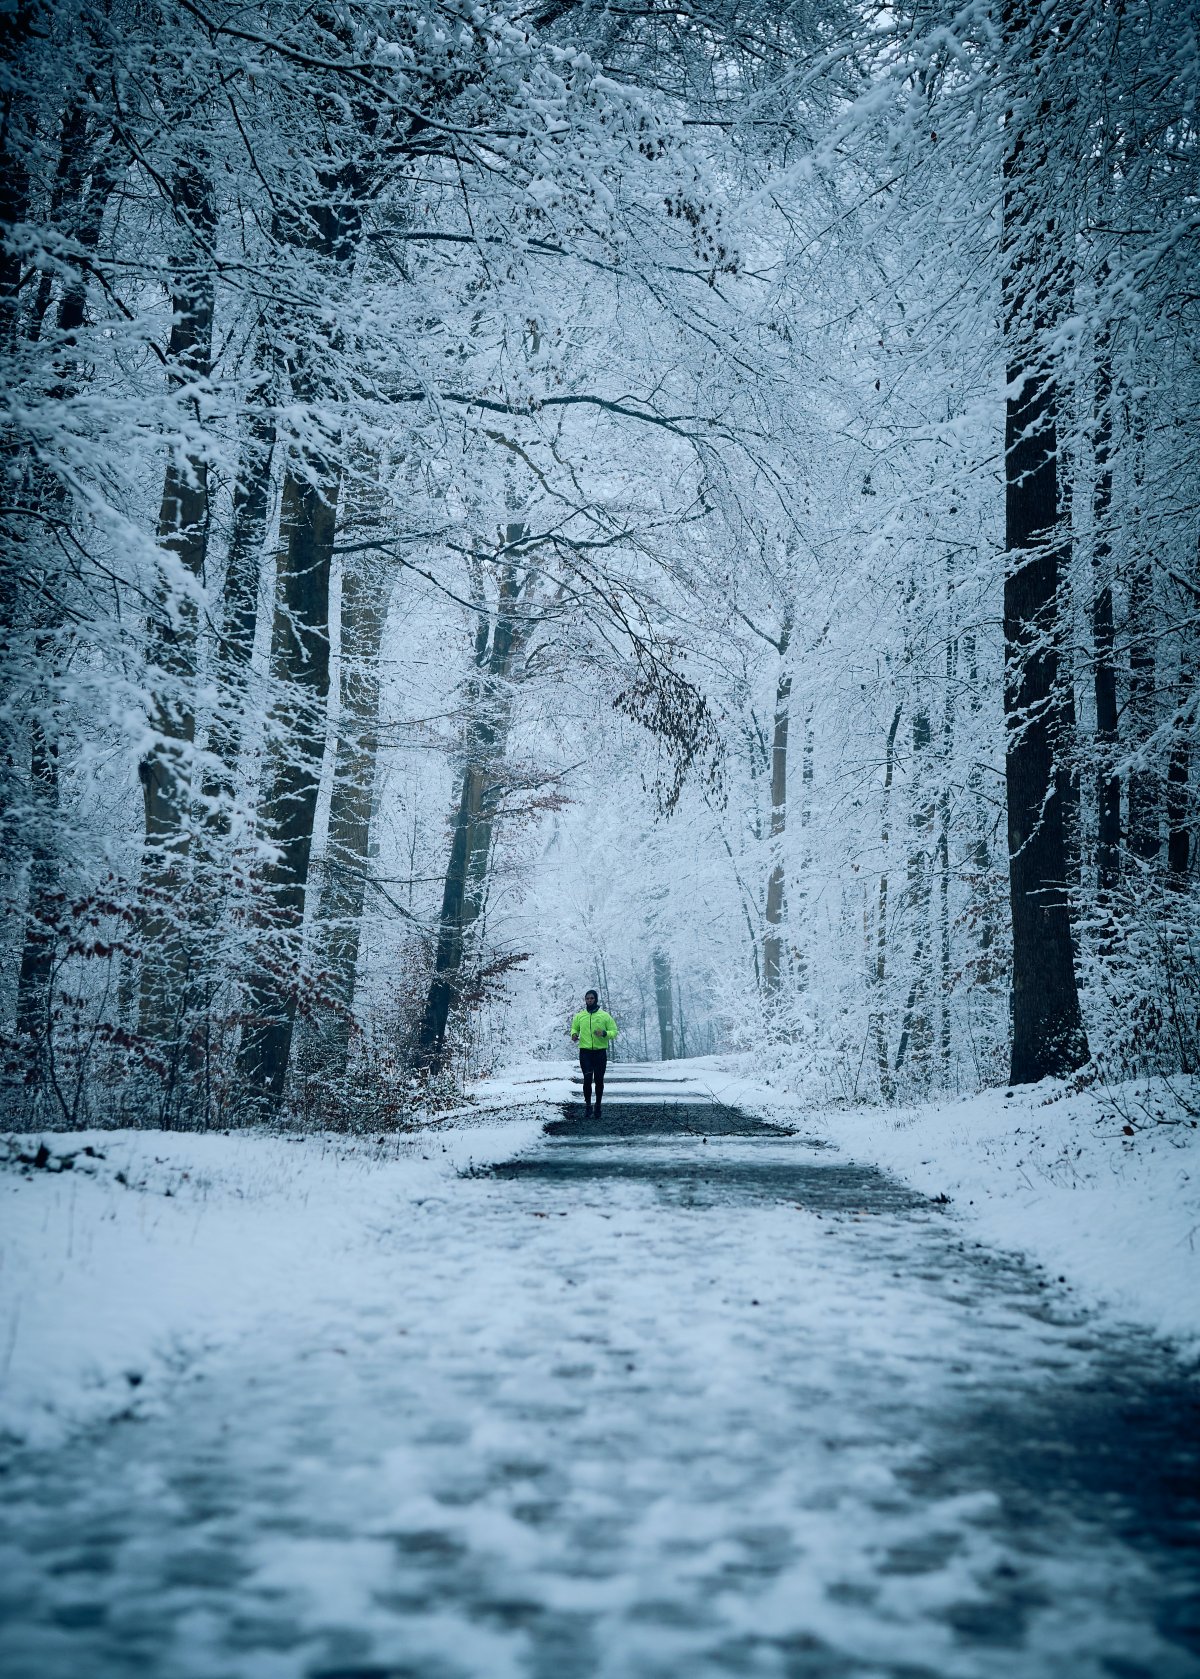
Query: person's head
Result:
<box><xmin>584</xmin><ymin>989</ymin><xmax>598</xmax><ymax>1011</ymax></box>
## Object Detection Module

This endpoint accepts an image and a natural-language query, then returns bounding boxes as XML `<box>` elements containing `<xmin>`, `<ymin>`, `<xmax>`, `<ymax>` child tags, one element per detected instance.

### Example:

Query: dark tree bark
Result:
<box><xmin>137</xmin><ymin>161</ymin><xmax>217</xmax><ymax>1048</ymax></box>
<box><xmin>146</xmin><ymin>356</ymin><xmax>280</xmax><ymax>1116</ymax></box>
<box><xmin>302</xmin><ymin>547</ymin><xmax>391</xmax><ymax>1080</ymax></box>
<box><xmin>3</xmin><ymin>34</ymin><xmax>38</xmax><ymax>1067</ymax></box>
<box><xmin>871</xmin><ymin>703</ymin><xmax>903</xmax><ymax>1100</ymax></box>
<box><xmin>235</xmin><ymin>127</ymin><xmax>367</xmax><ymax>1104</ymax></box>
<box><xmin>25</xmin><ymin>98</ymin><xmax>110</xmax><ymax>345</ymax></box>
<box><xmin>12</xmin><ymin>114</ymin><xmax>115</xmax><ymax>1083</ymax></box>
<box><xmin>1091</xmin><ymin>325</ymin><xmax>1121</xmax><ymax>894</ymax></box>
<box><xmin>793</xmin><ymin>708</ymin><xmax>814</xmax><ymax>990</ymax></box>
<box><xmin>1053</xmin><ymin>458</ymin><xmax>1082</xmax><ymax>912</ymax></box>
<box><xmin>1127</xmin><ymin>554</ymin><xmax>1160</xmax><ymax>865</ymax></box>
<box><xmin>1055</xmin><ymin>644</ymin><xmax>1082</xmax><ymax>914</ymax></box>
<box><xmin>961</xmin><ymin>633</ymin><xmax>997</xmax><ymax>972</ymax></box>
<box><xmin>417</xmin><ymin>759</ymin><xmax>487</xmax><ymax>1070</ymax></box>
<box><xmin>652</xmin><ymin>950</ymin><xmax>675</xmax><ymax>1059</ymax></box>
<box><xmin>202</xmin><ymin>384</ymin><xmax>277</xmax><ymax>830</ymax></box>
<box><xmin>899</xmin><ymin>709</ymin><xmax>934</xmax><ymax>1085</ymax></box>
<box><xmin>939</xmin><ymin>609</ymin><xmax>956</xmax><ymax>1080</ymax></box>
<box><xmin>236</xmin><ymin>461</ymin><xmax>341</xmax><ymax>1098</ymax></box>
<box><xmin>1167</xmin><ymin>653</ymin><xmax>1192</xmax><ymax>883</ymax></box>
<box><xmin>0</xmin><ymin>3</ymin><xmax>32</xmax><ymax>354</ymax></box>
<box><xmin>14</xmin><ymin>718</ymin><xmax>58</xmax><ymax>1075</ymax></box>
<box><xmin>0</xmin><ymin>19</ymin><xmax>37</xmax><ymax>1044</ymax></box>
<box><xmin>1001</xmin><ymin>72</ymin><xmax>1089</xmax><ymax>1084</ymax></box>
<box><xmin>762</xmin><ymin>611</ymin><xmax>792</xmax><ymax>994</ymax></box>
<box><xmin>416</xmin><ymin>548</ymin><xmax>527</xmax><ymax>1070</ymax></box>
<box><xmin>893</xmin><ymin>947</ymin><xmax>925</xmax><ymax>1076</ymax></box>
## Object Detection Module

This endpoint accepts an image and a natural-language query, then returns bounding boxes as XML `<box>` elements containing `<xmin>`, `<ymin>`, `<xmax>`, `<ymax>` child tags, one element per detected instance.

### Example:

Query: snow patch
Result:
<box><xmin>0</xmin><ymin>1114</ymin><xmax>545</xmax><ymax>1448</ymax></box>
<box><xmin>478</xmin><ymin>1058</ymin><xmax>1200</xmax><ymax>1356</ymax></box>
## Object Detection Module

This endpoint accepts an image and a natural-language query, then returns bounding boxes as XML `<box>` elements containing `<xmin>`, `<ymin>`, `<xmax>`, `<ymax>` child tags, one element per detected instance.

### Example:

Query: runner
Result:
<box><xmin>569</xmin><ymin>989</ymin><xmax>618</xmax><ymax>1117</ymax></box>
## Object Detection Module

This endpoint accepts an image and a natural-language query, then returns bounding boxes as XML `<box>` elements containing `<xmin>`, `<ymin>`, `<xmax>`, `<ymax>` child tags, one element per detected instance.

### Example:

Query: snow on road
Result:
<box><xmin>2</xmin><ymin>1092</ymin><xmax>1198</xmax><ymax>1678</ymax></box>
<box><xmin>482</xmin><ymin>1059</ymin><xmax>1200</xmax><ymax>1354</ymax></box>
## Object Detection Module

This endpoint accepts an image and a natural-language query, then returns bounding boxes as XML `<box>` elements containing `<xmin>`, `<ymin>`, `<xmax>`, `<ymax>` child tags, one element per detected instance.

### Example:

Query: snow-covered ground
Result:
<box><xmin>2</xmin><ymin>1087</ymin><xmax>1198</xmax><ymax>1677</ymax></box>
<box><xmin>3</xmin><ymin>1064</ymin><xmax>1195</xmax><ymax>1457</ymax></box>
<box><xmin>831</xmin><ymin>1079</ymin><xmax>1200</xmax><ymax>1354</ymax></box>
<box><xmin>0</xmin><ymin>1115</ymin><xmax>545</xmax><ymax>1448</ymax></box>
<box><xmin>478</xmin><ymin>1058</ymin><xmax>1200</xmax><ymax>1355</ymax></box>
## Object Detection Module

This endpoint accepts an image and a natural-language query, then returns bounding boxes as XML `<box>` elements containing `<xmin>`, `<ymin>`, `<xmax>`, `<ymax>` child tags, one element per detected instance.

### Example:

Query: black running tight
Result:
<box><xmin>579</xmin><ymin>1048</ymin><xmax>607</xmax><ymax>1106</ymax></box>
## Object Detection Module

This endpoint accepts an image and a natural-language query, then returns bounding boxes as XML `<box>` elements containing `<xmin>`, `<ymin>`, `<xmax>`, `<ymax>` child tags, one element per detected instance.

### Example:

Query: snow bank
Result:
<box><xmin>693</xmin><ymin>1058</ymin><xmax>1200</xmax><ymax>1357</ymax></box>
<box><xmin>0</xmin><ymin>1113</ymin><xmax>545</xmax><ymax>1449</ymax></box>
<box><xmin>826</xmin><ymin>1079</ymin><xmax>1200</xmax><ymax>1357</ymax></box>
<box><xmin>482</xmin><ymin>1056</ymin><xmax>1200</xmax><ymax>1357</ymax></box>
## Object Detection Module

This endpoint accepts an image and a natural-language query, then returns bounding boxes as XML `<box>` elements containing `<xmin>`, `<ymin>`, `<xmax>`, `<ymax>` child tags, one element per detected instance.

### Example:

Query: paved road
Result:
<box><xmin>2</xmin><ymin>1091</ymin><xmax>1198</xmax><ymax>1677</ymax></box>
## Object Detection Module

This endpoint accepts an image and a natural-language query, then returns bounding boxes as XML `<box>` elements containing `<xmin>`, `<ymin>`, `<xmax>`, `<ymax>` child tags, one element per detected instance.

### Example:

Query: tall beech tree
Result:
<box><xmin>416</xmin><ymin>540</ymin><xmax>534</xmax><ymax>1072</ymax></box>
<box><xmin>236</xmin><ymin>447</ymin><xmax>344</xmax><ymax>1099</ymax></box>
<box><xmin>137</xmin><ymin>158</ymin><xmax>218</xmax><ymax>1051</ymax></box>
<box><xmin>1000</xmin><ymin>5</ymin><xmax>1089</xmax><ymax>1083</ymax></box>
<box><xmin>12</xmin><ymin>85</ymin><xmax>117</xmax><ymax>1083</ymax></box>
<box><xmin>761</xmin><ymin>610</ymin><xmax>792</xmax><ymax>997</ymax></box>
<box><xmin>301</xmin><ymin>538</ymin><xmax>394</xmax><ymax>1082</ymax></box>
<box><xmin>1091</xmin><ymin>315</ymin><xmax>1121</xmax><ymax>898</ymax></box>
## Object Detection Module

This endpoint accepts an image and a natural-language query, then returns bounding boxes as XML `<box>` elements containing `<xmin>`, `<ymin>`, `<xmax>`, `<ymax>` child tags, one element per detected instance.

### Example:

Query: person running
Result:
<box><xmin>569</xmin><ymin>990</ymin><xmax>618</xmax><ymax>1117</ymax></box>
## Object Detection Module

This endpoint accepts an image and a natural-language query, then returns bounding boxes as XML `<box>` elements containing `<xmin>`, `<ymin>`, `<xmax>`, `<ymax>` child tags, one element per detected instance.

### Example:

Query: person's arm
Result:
<box><xmin>569</xmin><ymin>1011</ymin><xmax>580</xmax><ymax>1042</ymax></box>
<box><xmin>605</xmin><ymin>1012</ymin><xmax>619</xmax><ymax>1041</ymax></box>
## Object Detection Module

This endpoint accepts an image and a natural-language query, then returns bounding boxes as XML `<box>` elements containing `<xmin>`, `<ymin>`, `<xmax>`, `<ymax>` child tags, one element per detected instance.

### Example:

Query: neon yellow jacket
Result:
<box><xmin>570</xmin><ymin>1008</ymin><xmax>618</xmax><ymax>1050</ymax></box>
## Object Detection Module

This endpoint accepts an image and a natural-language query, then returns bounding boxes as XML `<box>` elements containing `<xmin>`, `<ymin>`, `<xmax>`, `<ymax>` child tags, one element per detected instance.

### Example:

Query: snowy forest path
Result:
<box><xmin>2</xmin><ymin>1108</ymin><xmax>1199</xmax><ymax>1678</ymax></box>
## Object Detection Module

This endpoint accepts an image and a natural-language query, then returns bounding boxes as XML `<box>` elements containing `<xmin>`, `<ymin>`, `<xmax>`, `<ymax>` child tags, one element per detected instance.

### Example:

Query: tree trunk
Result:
<box><xmin>302</xmin><ymin>548</ymin><xmax>391</xmax><ymax>1079</ymax></box>
<box><xmin>939</xmin><ymin>611</ymin><xmax>956</xmax><ymax>1081</ymax></box>
<box><xmin>158</xmin><ymin>373</ymin><xmax>279</xmax><ymax>1114</ymax></box>
<box><xmin>236</xmin><ymin>460</ymin><xmax>341</xmax><ymax>1099</ymax></box>
<box><xmin>202</xmin><ymin>391</ymin><xmax>277</xmax><ymax>830</ymax></box>
<box><xmin>1054</xmin><ymin>451</ymin><xmax>1082</xmax><ymax>910</ymax></box>
<box><xmin>652</xmin><ymin>950</ymin><xmax>675</xmax><ymax>1059</ymax></box>
<box><xmin>791</xmin><ymin>709</ymin><xmax>814</xmax><ymax>991</ymax></box>
<box><xmin>0</xmin><ymin>6</ymin><xmax>31</xmax><ymax>353</ymax></box>
<box><xmin>13</xmin><ymin>717</ymin><xmax>58</xmax><ymax>1079</ymax></box>
<box><xmin>1002</xmin><ymin>76</ymin><xmax>1089</xmax><ymax>1084</ymax></box>
<box><xmin>136</xmin><ymin>162</ymin><xmax>216</xmax><ymax>1048</ymax></box>
<box><xmin>1167</xmin><ymin>652</ymin><xmax>1192</xmax><ymax>883</ymax></box>
<box><xmin>416</xmin><ymin>549</ymin><xmax>526</xmax><ymax>1070</ymax></box>
<box><xmin>25</xmin><ymin>101</ymin><xmax>109</xmax><ymax>344</ymax></box>
<box><xmin>636</xmin><ymin>967</ymin><xmax>650</xmax><ymax>1059</ymax></box>
<box><xmin>871</xmin><ymin>703</ymin><xmax>903</xmax><ymax>1100</ymax></box>
<box><xmin>1127</xmin><ymin>555</ymin><xmax>1159</xmax><ymax>865</ymax></box>
<box><xmin>894</xmin><ymin>946</ymin><xmax>925</xmax><ymax>1075</ymax></box>
<box><xmin>236</xmin><ymin>142</ymin><xmax>364</xmax><ymax>1105</ymax></box>
<box><xmin>1056</xmin><ymin>646</ymin><xmax>1081</xmax><ymax>915</ymax></box>
<box><xmin>0</xmin><ymin>12</ymin><xmax>31</xmax><ymax>863</ymax></box>
<box><xmin>762</xmin><ymin>613</ymin><xmax>792</xmax><ymax>994</ymax></box>
<box><xmin>1091</xmin><ymin>323</ymin><xmax>1121</xmax><ymax>894</ymax></box>
<box><xmin>903</xmin><ymin>709</ymin><xmax>935</xmax><ymax>1087</ymax></box>
<box><xmin>961</xmin><ymin>633</ymin><xmax>997</xmax><ymax>973</ymax></box>
<box><xmin>12</xmin><ymin>124</ymin><xmax>114</xmax><ymax>1080</ymax></box>
<box><xmin>416</xmin><ymin>763</ymin><xmax>485</xmax><ymax>1073</ymax></box>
